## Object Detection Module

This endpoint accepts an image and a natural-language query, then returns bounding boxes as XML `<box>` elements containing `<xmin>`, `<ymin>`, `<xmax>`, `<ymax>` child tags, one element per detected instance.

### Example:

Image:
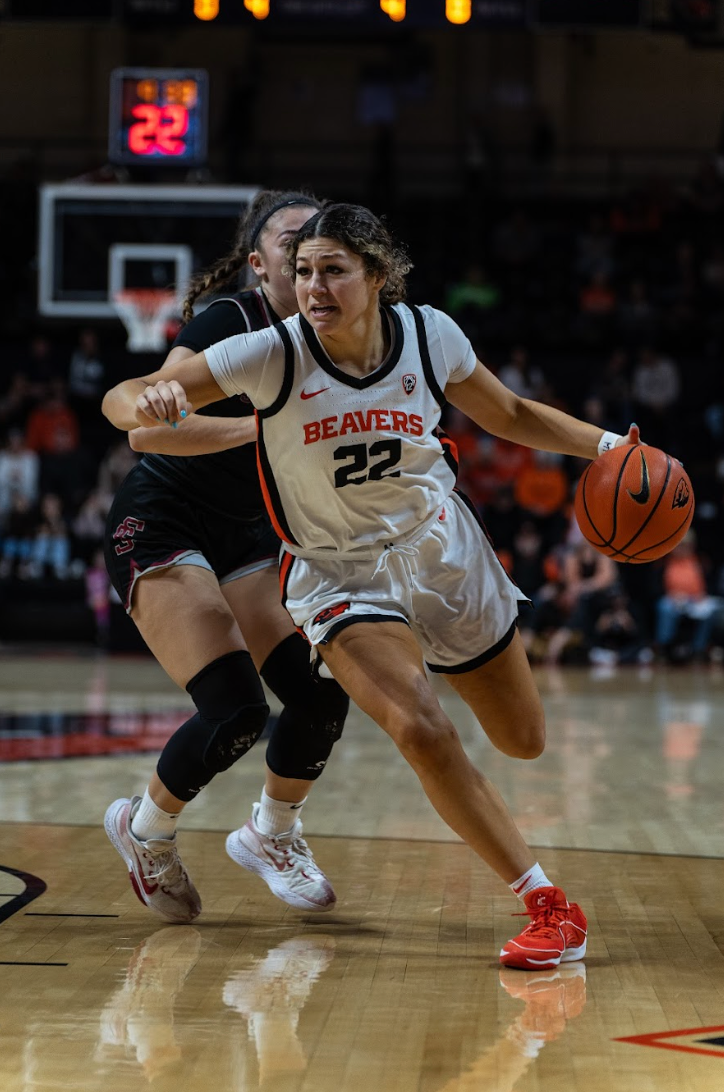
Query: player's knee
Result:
<box><xmin>261</xmin><ymin>635</ymin><xmax>349</xmax><ymax>780</ymax></box>
<box><xmin>389</xmin><ymin>705</ymin><xmax>459</xmax><ymax>770</ymax></box>
<box><xmin>501</xmin><ymin>716</ymin><xmax>546</xmax><ymax>760</ymax></box>
<box><xmin>188</xmin><ymin>649</ymin><xmax>269</xmax><ymax>774</ymax></box>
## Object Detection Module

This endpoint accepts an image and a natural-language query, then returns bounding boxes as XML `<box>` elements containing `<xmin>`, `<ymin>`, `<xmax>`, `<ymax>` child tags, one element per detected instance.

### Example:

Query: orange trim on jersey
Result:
<box><xmin>255</xmin><ymin>411</ymin><xmax>294</xmax><ymax>546</ymax></box>
<box><xmin>279</xmin><ymin>549</ymin><xmax>293</xmax><ymax>598</ymax></box>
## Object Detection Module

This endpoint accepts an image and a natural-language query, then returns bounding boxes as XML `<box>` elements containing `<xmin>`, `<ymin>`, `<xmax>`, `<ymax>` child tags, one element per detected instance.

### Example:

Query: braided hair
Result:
<box><xmin>181</xmin><ymin>189</ymin><xmax>324</xmax><ymax>324</ymax></box>
<box><xmin>285</xmin><ymin>203</ymin><xmax>412</xmax><ymax>305</ymax></box>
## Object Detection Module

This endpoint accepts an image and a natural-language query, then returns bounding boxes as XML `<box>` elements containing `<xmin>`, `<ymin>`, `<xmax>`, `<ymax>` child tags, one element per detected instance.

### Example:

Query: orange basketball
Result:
<box><xmin>574</xmin><ymin>445</ymin><xmax>694</xmax><ymax>564</ymax></box>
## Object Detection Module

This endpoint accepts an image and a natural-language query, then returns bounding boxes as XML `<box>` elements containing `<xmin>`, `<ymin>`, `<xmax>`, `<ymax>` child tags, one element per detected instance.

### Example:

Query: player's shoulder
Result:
<box><xmin>393</xmin><ymin>302</ymin><xmax>465</xmax><ymax>339</ymax></box>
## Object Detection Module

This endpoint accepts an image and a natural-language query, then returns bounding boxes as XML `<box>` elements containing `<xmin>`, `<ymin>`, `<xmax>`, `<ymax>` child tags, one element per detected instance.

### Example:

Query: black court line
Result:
<box><xmin>0</xmin><ymin>961</ymin><xmax>68</xmax><ymax>966</ymax></box>
<box><xmin>25</xmin><ymin>912</ymin><xmax>119</xmax><ymax>918</ymax></box>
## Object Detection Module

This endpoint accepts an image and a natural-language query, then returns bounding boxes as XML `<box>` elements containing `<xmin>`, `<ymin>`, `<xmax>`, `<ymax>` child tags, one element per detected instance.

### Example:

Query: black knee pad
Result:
<box><xmin>261</xmin><ymin>634</ymin><xmax>349</xmax><ymax>780</ymax></box>
<box><xmin>157</xmin><ymin>650</ymin><xmax>269</xmax><ymax>801</ymax></box>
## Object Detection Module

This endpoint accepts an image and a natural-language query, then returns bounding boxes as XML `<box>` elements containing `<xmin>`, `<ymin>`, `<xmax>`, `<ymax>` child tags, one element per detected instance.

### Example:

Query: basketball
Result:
<box><xmin>574</xmin><ymin>445</ymin><xmax>695</xmax><ymax>563</ymax></box>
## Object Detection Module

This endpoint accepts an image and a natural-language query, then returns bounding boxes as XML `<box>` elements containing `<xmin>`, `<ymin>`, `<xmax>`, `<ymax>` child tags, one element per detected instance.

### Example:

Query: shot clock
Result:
<box><xmin>108</xmin><ymin>68</ymin><xmax>209</xmax><ymax>167</ymax></box>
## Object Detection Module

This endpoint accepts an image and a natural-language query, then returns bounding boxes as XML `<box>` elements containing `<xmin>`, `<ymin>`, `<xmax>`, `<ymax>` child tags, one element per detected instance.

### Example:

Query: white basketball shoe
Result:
<box><xmin>104</xmin><ymin>796</ymin><xmax>201</xmax><ymax>924</ymax></box>
<box><xmin>225</xmin><ymin>805</ymin><xmax>336</xmax><ymax>912</ymax></box>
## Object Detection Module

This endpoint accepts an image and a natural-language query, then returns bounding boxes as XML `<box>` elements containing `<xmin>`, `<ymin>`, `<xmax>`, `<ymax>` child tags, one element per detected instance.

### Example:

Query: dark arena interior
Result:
<box><xmin>1</xmin><ymin>3</ymin><xmax>724</xmax><ymax>1090</ymax></box>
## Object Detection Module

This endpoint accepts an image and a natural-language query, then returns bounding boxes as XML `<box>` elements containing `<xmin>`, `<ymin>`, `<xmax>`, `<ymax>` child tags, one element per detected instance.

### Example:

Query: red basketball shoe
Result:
<box><xmin>500</xmin><ymin>886</ymin><xmax>587</xmax><ymax>971</ymax></box>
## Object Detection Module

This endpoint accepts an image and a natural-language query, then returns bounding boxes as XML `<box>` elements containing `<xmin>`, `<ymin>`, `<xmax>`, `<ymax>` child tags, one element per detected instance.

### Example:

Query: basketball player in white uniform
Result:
<box><xmin>103</xmin><ymin>203</ymin><xmax>640</xmax><ymax>971</ymax></box>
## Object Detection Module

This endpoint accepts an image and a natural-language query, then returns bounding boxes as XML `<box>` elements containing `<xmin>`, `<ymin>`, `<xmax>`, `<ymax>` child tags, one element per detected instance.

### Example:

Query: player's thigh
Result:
<box><xmin>132</xmin><ymin>564</ymin><xmax>247</xmax><ymax>689</ymax></box>
<box><xmin>220</xmin><ymin>564</ymin><xmax>296</xmax><ymax>671</ymax></box>
<box><xmin>320</xmin><ymin>620</ymin><xmax>446</xmax><ymax>742</ymax></box>
<box><xmin>443</xmin><ymin>629</ymin><xmax>546</xmax><ymax>757</ymax></box>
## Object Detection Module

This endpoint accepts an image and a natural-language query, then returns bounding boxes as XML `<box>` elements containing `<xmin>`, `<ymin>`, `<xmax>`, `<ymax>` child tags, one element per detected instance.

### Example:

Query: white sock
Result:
<box><xmin>255</xmin><ymin>789</ymin><xmax>306</xmax><ymax>836</ymax></box>
<box><xmin>130</xmin><ymin>789</ymin><xmax>179</xmax><ymax>842</ymax></box>
<box><xmin>509</xmin><ymin>863</ymin><xmax>553</xmax><ymax>901</ymax></box>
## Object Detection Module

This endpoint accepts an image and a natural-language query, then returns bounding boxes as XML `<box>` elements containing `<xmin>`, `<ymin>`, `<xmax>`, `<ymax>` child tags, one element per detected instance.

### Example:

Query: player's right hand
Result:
<box><xmin>135</xmin><ymin>380</ymin><xmax>191</xmax><ymax>428</ymax></box>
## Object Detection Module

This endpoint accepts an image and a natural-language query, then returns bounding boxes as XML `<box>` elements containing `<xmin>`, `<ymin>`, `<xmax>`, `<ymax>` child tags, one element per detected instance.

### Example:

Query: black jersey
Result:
<box><xmin>141</xmin><ymin>288</ymin><xmax>279</xmax><ymax>521</ymax></box>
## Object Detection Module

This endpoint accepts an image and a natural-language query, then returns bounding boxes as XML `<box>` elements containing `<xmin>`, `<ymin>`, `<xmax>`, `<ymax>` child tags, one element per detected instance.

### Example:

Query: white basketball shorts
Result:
<box><xmin>280</xmin><ymin>490</ymin><xmax>530</xmax><ymax>673</ymax></box>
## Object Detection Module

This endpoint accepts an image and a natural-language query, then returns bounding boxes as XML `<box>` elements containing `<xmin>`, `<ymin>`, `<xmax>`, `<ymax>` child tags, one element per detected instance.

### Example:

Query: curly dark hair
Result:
<box><xmin>284</xmin><ymin>203</ymin><xmax>412</xmax><ymax>305</ymax></box>
<box><xmin>181</xmin><ymin>189</ymin><xmax>324</xmax><ymax>324</ymax></box>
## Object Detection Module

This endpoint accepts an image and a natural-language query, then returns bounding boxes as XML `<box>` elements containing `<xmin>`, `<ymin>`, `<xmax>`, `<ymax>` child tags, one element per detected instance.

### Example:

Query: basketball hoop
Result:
<box><xmin>113</xmin><ymin>289</ymin><xmax>180</xmax><ymax>353</ymax></box>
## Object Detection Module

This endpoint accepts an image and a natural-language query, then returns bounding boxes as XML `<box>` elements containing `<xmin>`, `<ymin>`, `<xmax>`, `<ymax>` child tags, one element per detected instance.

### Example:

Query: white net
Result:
<box><xmin>113</xmin><ymin>290</ymin><xmax>180</xmax><ymax>352</ymax></box>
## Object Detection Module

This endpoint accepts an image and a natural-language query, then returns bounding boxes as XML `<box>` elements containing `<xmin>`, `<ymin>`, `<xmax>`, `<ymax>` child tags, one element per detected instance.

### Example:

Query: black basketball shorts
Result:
<box><xmin>104</xmin><ymin>464</ymin><xmax>280</xmax><ymax>613</ymax></box>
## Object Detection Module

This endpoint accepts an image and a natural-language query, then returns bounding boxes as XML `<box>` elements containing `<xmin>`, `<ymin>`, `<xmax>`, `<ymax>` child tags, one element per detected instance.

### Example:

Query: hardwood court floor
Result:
<box><xmin>0</xmin><ymin>652</ymin><xmax>724</xmax><ymax>1091</ymax></box>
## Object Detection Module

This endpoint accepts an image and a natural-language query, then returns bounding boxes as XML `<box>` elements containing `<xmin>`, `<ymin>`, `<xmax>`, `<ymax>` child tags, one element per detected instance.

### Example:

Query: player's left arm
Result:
<box><xmin>445</xmin><ymin>360</ymin><xmax>639</xmax><ymax>461</ymax></box>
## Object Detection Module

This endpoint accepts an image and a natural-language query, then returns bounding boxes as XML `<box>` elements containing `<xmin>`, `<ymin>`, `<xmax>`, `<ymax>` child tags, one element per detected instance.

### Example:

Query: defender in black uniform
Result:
<box><xmin>104</xmin><ymin>191</ymin><xmax>349</xmax><ymax>924</ymax></box>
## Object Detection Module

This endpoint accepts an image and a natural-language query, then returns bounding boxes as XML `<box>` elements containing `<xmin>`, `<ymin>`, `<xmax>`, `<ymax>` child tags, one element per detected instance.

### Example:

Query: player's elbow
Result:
<box><xmin>127</xmin><ymin>429</ymin><xmax>147</xmax><ymax>452</ymax></box>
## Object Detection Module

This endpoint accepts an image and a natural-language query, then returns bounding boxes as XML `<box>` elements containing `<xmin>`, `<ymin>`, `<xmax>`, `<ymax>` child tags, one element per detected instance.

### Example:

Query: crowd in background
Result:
<box><xmin>2</xmin><ymin>160</ymin><xmax>724</xmax><ymax>663</ymax></box>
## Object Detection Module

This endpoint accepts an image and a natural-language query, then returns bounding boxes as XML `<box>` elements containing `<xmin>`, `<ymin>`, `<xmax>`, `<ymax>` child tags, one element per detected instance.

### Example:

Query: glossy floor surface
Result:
<box><xmin>1</xmin><ymin>651</ymin><xmax>724</xmax><ymax>1091</ymax></box>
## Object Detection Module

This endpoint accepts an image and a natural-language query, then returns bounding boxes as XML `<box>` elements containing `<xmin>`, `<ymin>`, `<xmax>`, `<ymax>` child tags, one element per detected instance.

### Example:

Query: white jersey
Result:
<box><xmin>205</xmin><ymin>303</ymin><xmax>476</xmax><ymax>555</ymax></box>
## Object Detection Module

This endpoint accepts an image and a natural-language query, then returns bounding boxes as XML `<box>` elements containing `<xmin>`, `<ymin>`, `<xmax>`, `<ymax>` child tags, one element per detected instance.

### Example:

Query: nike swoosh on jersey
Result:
<box><xmin>300</xmin><ymin>386</ymin><xmax>331</xmax><ymax>400</ymax></box>
<box><xmin>627</xmin><ymin>449</ymin><xmax>650</xmax><ymax>505</ymax></box>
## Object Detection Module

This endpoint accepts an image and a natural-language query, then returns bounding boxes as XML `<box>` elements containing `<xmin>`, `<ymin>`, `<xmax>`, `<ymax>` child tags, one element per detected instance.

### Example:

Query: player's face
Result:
<box><xmin>294</xmin><ymin>237</ymin><xmax>383</xmax><ymax>334</ymax></box>
<box><xmin>251</xmin><ymin>205</ymin><xmax>318</xmax><ymax>316</ymax></box>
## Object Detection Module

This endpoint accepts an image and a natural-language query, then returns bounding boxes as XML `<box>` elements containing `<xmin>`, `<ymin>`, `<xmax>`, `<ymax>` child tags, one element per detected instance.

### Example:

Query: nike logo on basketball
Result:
<box><xmin>627</xmin><ymin>450</ymin><xmax>650</xmax><ymax>505</ymax></box>
<box><xmin>301</xmin><ymin>386</ymin><xmax>330</xmax><ymax>400</ymax></box>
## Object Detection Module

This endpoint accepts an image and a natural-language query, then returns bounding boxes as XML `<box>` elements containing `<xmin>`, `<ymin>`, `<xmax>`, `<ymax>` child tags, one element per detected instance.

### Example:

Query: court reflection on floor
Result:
<box><xmin>19</xmin><ymin>926</ymin><xmax>586</xmax><ymax>1092</ymax></box>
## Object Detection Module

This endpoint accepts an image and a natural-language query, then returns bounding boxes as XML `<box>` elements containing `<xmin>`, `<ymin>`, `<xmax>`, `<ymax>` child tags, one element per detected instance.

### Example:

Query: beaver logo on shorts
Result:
<box><xmin>402</xmin><ymin>373</ymin><xmax>417</xmax><ymax>395</ymax></box>
<box><xmin>313</xmin><ymin>602</ymin><xmax>351</xmax><ymax>626</ymax></box>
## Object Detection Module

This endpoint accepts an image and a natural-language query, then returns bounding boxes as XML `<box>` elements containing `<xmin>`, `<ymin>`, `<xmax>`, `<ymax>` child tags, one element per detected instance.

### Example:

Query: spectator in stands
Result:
<box><xmin>24</xmin><ymin>379</ymin><xmax>86</xmax><ymax>507</ymax></box>
<box><xmin>18</xmin><ymin>334</ymin><xmax>64</xmax><ymax>396</ymax></box>
<box><xmin>68</xmin><ymin>327</ymin><xmax>108</xmax><ymax>454</ymax></box>
<box><xmin>72</xmin><ymin>488</ymin><xmax>109</xmax><ymax>564</ymax></box>
<box><xmin>509</xmin><ymin>523</ymin><xmax>567</xmax><ymax>660</ymax></box>
<box><xmin>545</xmin><ymin>540</ymin><xmax>619</xmax><ymax>665</ymax></box>
<box><xmin>497</xmin><ymin>346</ymin><xmax>546</xmax><ymax>401</ymax></box>
<box><xmin>85</xmin><ymin>546</ymin><xmax>111</xmax><ymax>647</ymax></box>
<box><xmin>27</xmin><ymin>493</ymin><xmax>70</xmax><ymax>580</ymax></box>
<box><xmin>445</xmin><ymin>265</ymin><xmax>501</xmax><ymax>342</ymax></box>
<box><xmin>513</xmin><ymin>449</ymin><xmax>569</xmax><ymax>544</ymax></box>
<box><xmin>577</xmin><ymin>271</ymin><xmax>617</xmax><ymax>346</ymax></box>
<box><xmin>0</xmin><ymin>372</ymin><xmax>35</xmax><ymax>442</ymax></box>
<box><xmin>97</xmin><ymin>439</ymin><xmax>137</xmax><ymax>503</ymax></box>
<box><xmin>656</xmin><ymin>534</ymin><xmax>718</xmax><ymax>663</ymax></box>
<box><xmin>589</xmin><ymin>590</ymin><xmax>648</xmax><ymax>666</ymax></box>
<box><xmin>661</xmin><ymin>240</ymin><xmax>699</xmax><ymax>345</ymax></box>
<box><xmin>586</xmin><ymin>348</ymin><xmax>633</xmax><ymax>437</ymax></box>
<box><xmin>575</xmin><ymin>212</ymin><xmax>615</xmax><ymax>281</ymax></box>
<box><xmin>616</xmin><ymin>279</ymin><xmax>658</xmax><ymax>346</ymax></box>
<box><xmin>492</xmin><ymin>208</ymin><xmax>541</xmax><ymax>286</ymax></box>
<box><xmin>480</xmin><ymin>484</ymin><xmax>520</xmax><ymax>556</ymax></box>
<box><xmin>0</xmin><ymin>494</ymin><xmax>35</xmax><ymax>579</ymax></box>
<box><xmin>0</xmin><ymin>428</ymin><xmax>39</xmax><ymax>522</ymax></box>
<box><xmin>630</xmin><ymin>345</ymin><xmax>681</xmax><ymax>451</ymax></box>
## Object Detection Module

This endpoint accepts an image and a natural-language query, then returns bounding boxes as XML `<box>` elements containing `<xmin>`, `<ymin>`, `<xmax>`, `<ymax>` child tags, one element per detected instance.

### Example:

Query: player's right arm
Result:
<box><xmin>126</xmin><ymin>346</ymin><xmax>257</xmax><ymax>455</ymax></box>
<box><xmin>101</xmin><ymin>349</ymin><xmax>225</xmax><ymax>432</ymax></box>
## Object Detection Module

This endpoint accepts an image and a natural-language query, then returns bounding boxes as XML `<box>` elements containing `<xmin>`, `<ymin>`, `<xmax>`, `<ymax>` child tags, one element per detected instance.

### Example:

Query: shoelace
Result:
<box><xmin>267</xmin><ymin>834</ymin><xmax>319</xmax><ymax>876</ymax></box>
<box><xmin>145</xmin><ymin>845</ymin><xmax>185</xmax><ymax>887</ymax></box>
<box><xmin>511</xmin><ymin>904</ymin><xmax>568</xmax><ymax>941</ymax></box>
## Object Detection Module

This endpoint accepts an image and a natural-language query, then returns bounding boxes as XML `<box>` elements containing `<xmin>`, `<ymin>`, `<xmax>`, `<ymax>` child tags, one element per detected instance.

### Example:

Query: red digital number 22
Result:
<box><xmin>128</xmin><ymin>104</ymin><xmax>189</xmax><ymax>156</ymax></box>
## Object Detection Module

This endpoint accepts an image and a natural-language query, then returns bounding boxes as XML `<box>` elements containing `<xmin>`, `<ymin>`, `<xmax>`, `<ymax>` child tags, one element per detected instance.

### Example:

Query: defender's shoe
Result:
<box><xmin>104</xmin><ymin>797</ymin><xmax>201</xmax><ymax>924</ymax></box>
<box><xmin>225</xmin><ymin>805</ymin><xmax>336</xmax><ymax>912</ymax></box>
<box><xmin>500</xmin><ymin>886</ymin><xmax>587</xmax><ymax>971</ymax></box>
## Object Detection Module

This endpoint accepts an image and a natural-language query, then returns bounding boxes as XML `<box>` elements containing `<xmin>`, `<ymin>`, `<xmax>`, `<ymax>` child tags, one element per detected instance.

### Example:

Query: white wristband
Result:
<box><xmin>597</xmin><ymin>430</ymin><xmax>622</xmax><ymax>457</ymax></box>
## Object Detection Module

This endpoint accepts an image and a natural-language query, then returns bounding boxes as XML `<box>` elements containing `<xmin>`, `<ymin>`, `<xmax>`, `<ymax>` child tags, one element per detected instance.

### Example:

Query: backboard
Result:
<box><xmin>38</xmin><ymin>183</ymin><xmax>259</xmax><ymax>319</ymax></box>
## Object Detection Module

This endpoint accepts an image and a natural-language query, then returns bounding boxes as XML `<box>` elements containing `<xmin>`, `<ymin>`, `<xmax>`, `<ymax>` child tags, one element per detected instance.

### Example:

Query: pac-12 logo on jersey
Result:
<box><xmin>402</xmin><ymin>373</ymin><xmax>417</xmax><ymax>395</ymax></box>
<box><xmin>313</xmin><ymin>602</ymin><xmax>350</xmax><ymax>626</ymax></box>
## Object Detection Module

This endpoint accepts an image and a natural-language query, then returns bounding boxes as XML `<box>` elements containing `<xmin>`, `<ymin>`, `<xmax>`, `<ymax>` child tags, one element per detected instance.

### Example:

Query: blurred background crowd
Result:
<box><xmin>2</xmin><ymin>7</ymin><xmax>724</xmax><ymax>665</ymax></box>
<box><xmin>3</xmin><ymin>161</ymin><xmax>724</xmax><ymax>664</ymax></box>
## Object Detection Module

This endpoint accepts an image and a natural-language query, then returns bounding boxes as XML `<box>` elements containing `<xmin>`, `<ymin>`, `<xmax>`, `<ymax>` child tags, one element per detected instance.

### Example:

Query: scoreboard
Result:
<box><xmin>108</xmin><ymin>68</ymin><xmax>208</xmax><ymax>167</ymax></box>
